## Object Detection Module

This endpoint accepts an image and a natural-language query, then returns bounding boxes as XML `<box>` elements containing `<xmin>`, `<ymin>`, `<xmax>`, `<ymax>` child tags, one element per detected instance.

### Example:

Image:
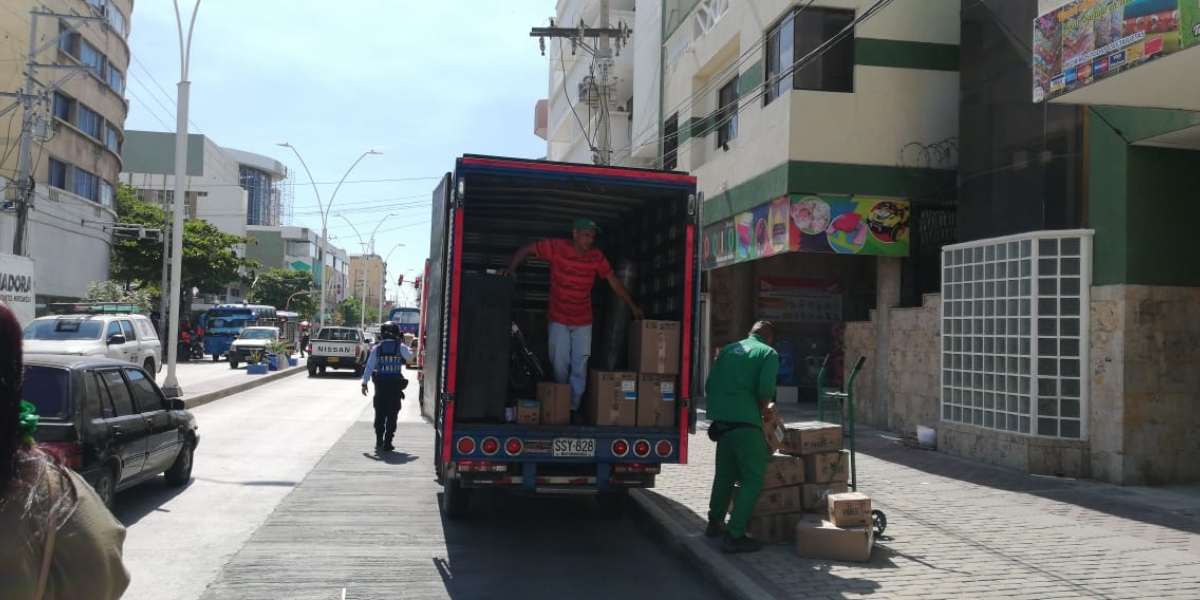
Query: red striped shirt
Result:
<box><xmin>534</xmin><ymin>238</ymin><xmax>613</xmax><ymax>326</ymax></box>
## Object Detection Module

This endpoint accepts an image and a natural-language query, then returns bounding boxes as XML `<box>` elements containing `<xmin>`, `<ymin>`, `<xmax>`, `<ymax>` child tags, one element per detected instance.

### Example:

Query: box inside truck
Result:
<box><xmin>451</xmin><ymin>163</ymin><xmax>694</xmax><ymax>424</ymax></box>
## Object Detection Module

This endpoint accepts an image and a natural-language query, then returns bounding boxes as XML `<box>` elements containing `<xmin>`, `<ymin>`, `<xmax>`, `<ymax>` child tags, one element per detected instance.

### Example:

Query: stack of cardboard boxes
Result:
<box><xmin>586</xmin><ymin>320</ymin><xmax>681</xmax><ymax>427</ymax></box>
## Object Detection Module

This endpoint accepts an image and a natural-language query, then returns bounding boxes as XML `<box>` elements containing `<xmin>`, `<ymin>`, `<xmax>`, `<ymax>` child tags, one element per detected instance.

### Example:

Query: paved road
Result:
<box><xmin>121</xmin><ymin>365</ymin><xmax>719</xmax><ymax>599</ymax></box>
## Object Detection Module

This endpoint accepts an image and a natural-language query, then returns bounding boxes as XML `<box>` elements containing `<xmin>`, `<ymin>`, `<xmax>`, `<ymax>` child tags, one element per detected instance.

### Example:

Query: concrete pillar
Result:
<box><xmin>730</xmin><ymin>263</ymin><xmax>755</xmax><ymax>341</ymax></box>
<box><xmin>873</xmin><ymin>257</ymin><xmax>901</xmax><ymax>428</ymax></box>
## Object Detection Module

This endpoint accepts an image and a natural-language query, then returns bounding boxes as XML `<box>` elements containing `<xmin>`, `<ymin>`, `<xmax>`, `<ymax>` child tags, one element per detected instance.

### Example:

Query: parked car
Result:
<box><xmin>22</xmin><ymin>307</ymin><xmax>163</xmax><ymax>374</ymax></box>
<box><xmin>25</xmin><ymin>355</ymin><xmax>200</xmax><ymax>509</ymax></box>
<box><xmin>306</xmin><ymin>326</ymin><xmax>369</xmax><ymax>377</ymax></box>
<box><xmin>226</xmin><ymin>325</ymin><xmax>293</xmax><ymax>369</ymax></box>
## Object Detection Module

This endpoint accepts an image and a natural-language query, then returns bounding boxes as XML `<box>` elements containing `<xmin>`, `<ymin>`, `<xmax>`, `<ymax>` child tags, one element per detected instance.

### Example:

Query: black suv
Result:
<box><xmin>25</xmin><ymin>355</ymin><xmax>200</xmax><ymax>508</ymax></box>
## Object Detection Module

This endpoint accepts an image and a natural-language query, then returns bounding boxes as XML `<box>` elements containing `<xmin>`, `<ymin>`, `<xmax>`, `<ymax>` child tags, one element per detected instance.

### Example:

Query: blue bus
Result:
<box><xmin>387</xmin><ymin>306</ymin><xmax>421</xmax><ymax>337</ymax></box>
<box><xmin>199</xmin><ymin>304</ymin><xmax>278</xmax><ymax>361</ymax></box>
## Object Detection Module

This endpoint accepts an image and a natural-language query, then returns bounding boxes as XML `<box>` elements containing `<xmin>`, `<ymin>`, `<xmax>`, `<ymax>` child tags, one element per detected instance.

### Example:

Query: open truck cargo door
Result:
<box><xmin>422</xmin><ymin>173</ymin><xmax>454</xmax><ymax>480</ymax></box>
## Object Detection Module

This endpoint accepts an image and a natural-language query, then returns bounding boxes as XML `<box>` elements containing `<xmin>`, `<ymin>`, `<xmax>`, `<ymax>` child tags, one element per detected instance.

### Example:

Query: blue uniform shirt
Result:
<box><xmin>361</xmin><ymin>339</ymin><xmax>415</xmax><ymax>385</ymax></box>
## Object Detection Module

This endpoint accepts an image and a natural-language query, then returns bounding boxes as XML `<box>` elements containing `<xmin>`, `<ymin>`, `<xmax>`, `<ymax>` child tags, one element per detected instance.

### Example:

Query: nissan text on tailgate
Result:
<box><xmin>306</xmin><ymin>326</ymin><xmax>368</xmax><ymax>377</ymax></box>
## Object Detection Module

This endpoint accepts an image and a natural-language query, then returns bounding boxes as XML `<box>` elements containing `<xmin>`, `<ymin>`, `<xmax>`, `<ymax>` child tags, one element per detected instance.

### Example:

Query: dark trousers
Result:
<box><xmin>373</xmin><ymin>379</ymin><xmax>403</xmax><ymax>444</ymax></box>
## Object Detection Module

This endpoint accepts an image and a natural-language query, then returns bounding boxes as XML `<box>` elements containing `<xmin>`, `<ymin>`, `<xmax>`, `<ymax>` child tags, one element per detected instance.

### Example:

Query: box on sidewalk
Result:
<box><xmin>783</xmin><ymin>421</ymin><xmax>843</xmax><ymax>455</ymax></box>
<box><xmin>537</xmin><ymin>382</ymin><xmax>571</xmax><ymax>425</ymax></box>
<box><xmin>731</xmin><ymin>484</ymin><xmax>802</xmax><ymax>516</ymax></box>
<box><xmin>800</xmin><ymin>481</ymin><xmax>849</xmax><ymax>511</ymax></box>
<box><xmin>762</xmin><ymin>409</ymin><xmax>788</xmax><ymax>453</ymax></box>
<box><xmin>802</xmin><ymin>450</ymin><xmax>850</xmax><ymax>484</ymax></box>
<box><xmin>516</xmin><ymin>399</ymin><xmax>540</xmax><ymax>425</ymax></box>
<box><xmin>747</xmin><ymin>512</ymin><xmax>800</xmax><ymax>544</ymax></box>
<box><xmin>795</xmin><ymin>514</ymin><xmax>873</xmax><ymax>563</ymax></box>
<box><xmin>636</xmin><ymin>374</ymin><xmax>677</xmax><ymax>427</ymax></box>
<box><xmin>628</xmin><ymin>320</ymin><xmax>680</xmax><ymax>374</ymax></box>
<box><xmin>587</xmin><ymin>370</ymin><xmax>637</xmax><ymax>426</ymax></box>
<box><xmin>827</xmin><ymin>491</ymin><xmax>872</xmax><ymax>528</ymax></box>
<box><xmin>763</xmin><ymin>454</ymin><xmax>806</xmax><ymax>490</ymax></box>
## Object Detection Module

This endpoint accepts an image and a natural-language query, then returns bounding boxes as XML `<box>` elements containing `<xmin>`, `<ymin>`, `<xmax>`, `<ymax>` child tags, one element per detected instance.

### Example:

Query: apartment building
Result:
<box><xmin>244</xmin><ymin>225</ymin><xmax>350</xmax><ymax>311</ymax></box>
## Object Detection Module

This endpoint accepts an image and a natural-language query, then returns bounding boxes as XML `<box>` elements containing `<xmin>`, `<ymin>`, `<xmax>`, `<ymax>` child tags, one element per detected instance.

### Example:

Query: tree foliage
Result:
<box><xmin>110</xmin><ymin>185</ymin><xmax>258</xmax><ymax>294</ymax></box>
<box><xmin>333</xmin><ymin>296</ymin><xmax>379</xmax><ymax>328</ymax></box>
<box><xmin>249</xmin><ymin>268</ymin><xmax>317</xmax><ymax>318</ymax></box>
<box><xmin>84</xmin><ymin>280</ymin><xmax>153</xmax><ymax>313</ymax></box>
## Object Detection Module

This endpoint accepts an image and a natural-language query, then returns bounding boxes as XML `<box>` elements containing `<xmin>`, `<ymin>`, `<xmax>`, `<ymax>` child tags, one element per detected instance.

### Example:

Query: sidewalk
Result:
<box><xmin>155</xmin><ymin>358</ymin><xmax>307</xmax><ymax>408</ymax></box>
<box><xmin>632</xmin><ymin>402</ymin><xmax>1200</xmax><ymax>599</ymax></box>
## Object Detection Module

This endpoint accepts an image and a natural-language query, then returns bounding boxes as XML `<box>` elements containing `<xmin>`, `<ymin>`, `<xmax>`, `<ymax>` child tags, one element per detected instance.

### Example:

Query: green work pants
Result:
<box><xmin>707</xmin><ymin>426</ymin><xmax>768</xmax><ymax>539</ymax></box>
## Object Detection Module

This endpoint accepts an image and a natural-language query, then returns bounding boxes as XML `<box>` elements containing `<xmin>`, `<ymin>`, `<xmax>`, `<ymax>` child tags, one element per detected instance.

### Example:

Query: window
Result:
<box><xmin>77</xmin><ymin>105</ymin><xmax>102</xmax><ymax>139</ymax></box>
<box><xmin>106</xmin><ymin>65</ymin><xmax>123</xmax><ymax>93</ymax></box>
<box><xmin>100</xmin><ymin>181</ymin><xmax>113</xmax><ymax>209</ymax></box>
<box><xmin>104</xmin><ymin>124</ymin><xmax>120</xmax><ymax>152</ymax></box>
<box><xmin>57</xmin><ymin>23</ymin><xmax>76</xmax><ymax>54</ymax></box>
<box><xmin>52</xmin><ymin>93</ymin><xmax>73</xmax><ymax>121</ymax></box>
<box><xmin>764</xmin><ymin>7</ymin><xmax>856</xmax><ymax>103</ymax></box>
<box><xmin>663</xmin><ymin>113</ymin><xmax>679</xmax><ymax>171</ymax></box>
<box><xmin>106</xmin><ymin>321</ymin><xmax>121</xmax><ymax>340</ymax></box>
<box><xmin>940</xmin><ymin>232</ymin><xmax>1092</xmax><ymax>439</ymax></box>
<box><xmin>21</xmin><ymin>366</ymin><xmax>70</xmax><ymax>421</ymax></box>
<box><xmin>90</xmin><ymin>373</ymin><xmax>116</xmax><ymax>418</ymax></box>
<box><xmin>124</xmin><ymin>368</ymin><xmax>162</xmax><ymax>414</ymax></box>
<box><xmin>98</xmin><ymin>370</ymin><xmax>134</xmax><ymax>416</ymax></box>
<box><xmin>716</xmin><ymin>78</ymin><xmax>738</xmax><ymax>149</ymax></box>
<box><xmin>119</xmin><ymin>320</ymin><xmax>136</xmax><ymax>340</ymax></box>
<box><xmin>73</xmin><ymin>167</ymin><xmax>99</xmax><ymax>202</ymax></box>
<box><xmin>79</xmin><ymin>39</ymin><xmax>104</xmax><ymax>79</ymax></box>
<box><xmin>48</xmin><ymin>158</ymin><xmax>67</xmax><ymax>189</ymax></box>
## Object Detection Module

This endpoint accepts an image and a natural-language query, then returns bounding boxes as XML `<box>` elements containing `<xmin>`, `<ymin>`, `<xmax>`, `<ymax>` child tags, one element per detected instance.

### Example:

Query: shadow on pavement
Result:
<box><xmin>361</xmin><ymin>450</ymin><xmax>419</xmax><ymax>465</ymax></box>
<box><xmin>112</xmin><ymin>477</ymin><xmax>192</xmax><ymax>526</ymax></box>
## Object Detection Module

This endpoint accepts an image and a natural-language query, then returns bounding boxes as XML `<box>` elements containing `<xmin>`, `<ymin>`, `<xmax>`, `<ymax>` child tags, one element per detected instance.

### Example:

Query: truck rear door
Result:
<box><xmin>421</xmin><ymin>173</ymin><xmax>455</xmax><ymax>476</ymax></box>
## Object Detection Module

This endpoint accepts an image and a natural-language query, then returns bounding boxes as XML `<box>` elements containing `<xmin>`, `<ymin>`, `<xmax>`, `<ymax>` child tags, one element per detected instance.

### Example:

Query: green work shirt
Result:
<box><xmin>704</xmin><ymin>334</ymin><xmax>779</xmax><ymax>426</ymax></box>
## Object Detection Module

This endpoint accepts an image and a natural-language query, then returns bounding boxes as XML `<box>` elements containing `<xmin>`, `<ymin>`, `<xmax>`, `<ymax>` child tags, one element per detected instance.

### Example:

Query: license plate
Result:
<box><xmin>553</xmin><ymin>438</ymin><xmax>595</xmax><ymax>458</ymax></box>
<box><xmin>327</xmin><ymin>357</ymin><xmax>339</xmax><ymax>363</ymax></box>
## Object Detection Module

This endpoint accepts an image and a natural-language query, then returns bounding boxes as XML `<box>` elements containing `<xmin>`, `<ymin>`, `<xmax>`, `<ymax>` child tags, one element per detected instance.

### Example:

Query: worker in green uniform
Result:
<box><xmin>703</xmin><ymin>320</ymin><xmax>779</xmax><ymax>553</ymax></box>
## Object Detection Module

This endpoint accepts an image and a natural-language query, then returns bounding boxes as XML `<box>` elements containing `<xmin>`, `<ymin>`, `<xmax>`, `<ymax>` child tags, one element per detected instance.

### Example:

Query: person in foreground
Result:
<box><xmin>704</xmin><ymin>320</ymin><xmax>780</xmax><ymax>553</ymax></box>
<box><xmin>0</xmin><ymin>301</ymin><xmax>130</xmax><ymax>599</ymax></box>
<box><xmin>504</xmin><ymin>218</ymin><xmax>644</xmax><ymax>425</ymax></box>
<box><xmin>361</xmin><ymin>321</ymin><xmax>414</xmax><ymax>451</ymax></box>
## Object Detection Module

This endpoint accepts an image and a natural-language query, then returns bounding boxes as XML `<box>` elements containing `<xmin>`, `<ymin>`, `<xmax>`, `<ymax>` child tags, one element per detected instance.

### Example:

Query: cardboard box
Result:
<box><xmin>783</xmin><ymin>421</ymin><xmax>843</xmax><ymax>455</ymax></box>
<box><xmin>731</xmin><ymin>485</ymin><xmax>802</xmax><ymax>516</ymax></box>
<box><xmin>795</xmin><ymin>514</ymin><xmax>873</xmax><ymax>562</ymax></box>
<box><xmin>747</xmin><ymin>512</ymin><xmax>800</xmax><ymax>544</ymax></box>
<box><xmin>537</xmin><ymin>382</ymin><xmax>571</xmax><ymax>425</ymax></box>
<box><xmin>587</xmin><ymin>371</ymin><xmax>637</xmax><ymax>426</ymax></box>
<box><xmin>802</xmin><ymin>450</ymin><xmax>850</xmax><ymax>484</ymax></box>
<box><xmin>762</xmin><ymin>409</ymin><xmax>788</xmax><ymax>453</ymax></box>
<box><xmin>763</xmin><ymin>454</ymin><xmax>806</xmax><ymax>490</ymax></box>
<box><xmin>628</xmin><ymin>320</ymin><xmax>681</xmax><ymax>374</ymax></box>
<box><xmin>636</xmin><ymin>374</ymin><xmax>677</xmax><ymax>427</ymax></box>
<box><xmin>827</xmin><ymin>491</ymin><xmax>872</xmax><ymax>528</ymax></box>
<box><xmin>516</xmin><ymin>399</ymin><xmax>540</xmax><ymax>425</ymax></box>
<box><xmin>800</xmin><ymin>481</ymin><xmax>849</xmax><ymax>511</ymax></box>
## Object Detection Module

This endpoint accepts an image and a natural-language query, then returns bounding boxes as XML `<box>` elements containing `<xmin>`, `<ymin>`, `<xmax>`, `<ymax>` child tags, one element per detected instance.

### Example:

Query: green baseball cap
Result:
<box><xmin>572</xmin><ymin>218</ymin><xmax>601</xmax><ymax>232</ymax></box>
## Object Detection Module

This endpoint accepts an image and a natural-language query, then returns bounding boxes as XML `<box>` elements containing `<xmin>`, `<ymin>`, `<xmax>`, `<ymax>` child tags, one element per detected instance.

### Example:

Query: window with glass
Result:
<box><xmin>662</xmin><ymin>113</ymin><xmax>678</xmax><ymax>171</ymax></box>
<box><xmin>52</xmin><ymin>93</ymin><xmax>73</xmax><ymax>121</ymax></box>
<box><xmin>79</xmin><ymin>40</ymin><xmax>104</xmax><ymax>79</ymax></box>
<box><xmin>98</xmin><ymin>369</ymin><xmax>134</xmax><ymax>416</ymax></box>
<box><xmin>73</xmin><ymin>167</ymin><xmax>99</xmax><ymax>202</ymax></box>
<box><xmin>106</xmin><ymin>65</ymin><xmax>123</xmax><ymax>93</ymax></box>
<box><xmin>57</xmin><ymin>23</ymin><xmax>76</xmax><ymax>54</ymax></box>
<box><xmin>77</xmin><ymin>105</ymin><xmax>102</xmax><ymax>139</ymax></box>
<box><xmin>716</xmin><ymin>78</ymin><xmax>738</xmax><ymax>149</ymax></box>
<box><xmin>104</xmin><ymin>124</ymin><xmax>120</xmax><ymax>152</ymax></box>
<box><xmin>100</xmin><ymin>181</ymin><xmax>113</xmax><ymax>209</ymax></box>
<box><xmin>764</xmin><ymin>7</ymin><xmax>856</xmax><ymax>103</ymax></box>
<box><xmin>48</xmin><ymin>158</ymin><xmax>67</xmax><ymax>189</ymax></box>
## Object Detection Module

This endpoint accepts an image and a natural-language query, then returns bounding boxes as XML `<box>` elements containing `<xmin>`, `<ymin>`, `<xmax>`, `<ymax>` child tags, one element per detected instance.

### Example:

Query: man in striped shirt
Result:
<box><xmin>505</xmin><ymin>218</ymin><xmax>644</xmax><ymax>424</ymax></box>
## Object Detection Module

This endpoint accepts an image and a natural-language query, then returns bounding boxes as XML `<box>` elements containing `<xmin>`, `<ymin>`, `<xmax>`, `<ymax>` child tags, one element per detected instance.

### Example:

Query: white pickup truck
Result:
<box><xmin>306</xmin><ymin>326</ymin><xmax>369</xmax><ymax>377</ymax></box>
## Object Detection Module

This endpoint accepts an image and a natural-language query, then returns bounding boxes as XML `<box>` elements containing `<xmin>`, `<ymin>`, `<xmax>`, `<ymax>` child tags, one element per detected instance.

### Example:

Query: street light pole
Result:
<box><xmin>161</xmin><ymin>0</ymin><xmax>202</xmax><ymax>398</ymax></box>
<box><xmin>337</xmin><ymin>213</ymin><xmax>395</xmax><ymax>330</ymax></box>
<box><xmin>379</xmin><ymin>243</ymin><xmax>405</xmax><ymax>323</ymax></box>
<box><xmin>277</xmin><ymin>145</ymin><xmax>381</xmax><ymax>330</ymax></box>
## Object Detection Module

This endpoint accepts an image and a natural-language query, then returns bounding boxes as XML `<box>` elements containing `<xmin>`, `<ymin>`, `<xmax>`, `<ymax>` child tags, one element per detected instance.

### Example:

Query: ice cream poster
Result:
<box><xmin>1033</xmin><ymin>0</ymin><xmax>1200</xmax><ymax>103</ymax></box>
<box><xmin>789</xmin><ymin>195</ymin><xmax>911</xmax><ymax>257</ymax></box>
<box><xmin>701</xmin><ymin>216</ymin><xmax>737</xmax><ymax>270</ymax></box>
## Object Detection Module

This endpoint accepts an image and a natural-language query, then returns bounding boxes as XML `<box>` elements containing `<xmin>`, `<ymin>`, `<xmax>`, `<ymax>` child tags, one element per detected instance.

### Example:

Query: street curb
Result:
<box><xmin>182</xmin><ymin>365</ymin><xmax>307</xmax><ymax>410</ymax></box>
<box><xmin>628</xmin><ymin>489</ymin><xmax>775</xmax><ymax>600</ymax></box>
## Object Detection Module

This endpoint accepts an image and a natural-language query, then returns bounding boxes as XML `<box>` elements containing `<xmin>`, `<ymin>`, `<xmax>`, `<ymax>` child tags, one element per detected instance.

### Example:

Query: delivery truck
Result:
<box><xmin>418</xmin><ymin>155</ymin><xmax>700</xmax><ymax>518</ymax></box>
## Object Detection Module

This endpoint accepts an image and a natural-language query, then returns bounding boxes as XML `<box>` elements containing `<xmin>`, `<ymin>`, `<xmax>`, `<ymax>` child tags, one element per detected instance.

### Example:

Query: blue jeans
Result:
<box><xmin>548</xmin><ymin>322</ymin><xmax>591</xmax><ymax>410</ymax></box>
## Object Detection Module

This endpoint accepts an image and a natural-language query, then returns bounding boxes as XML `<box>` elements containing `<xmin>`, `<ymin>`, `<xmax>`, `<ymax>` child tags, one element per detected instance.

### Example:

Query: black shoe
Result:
<box><xmin>383</xmin><ymin>442</ymin><xmax>395</xmax><ymax>451</ymax></box>
<box><xmin>721</xmin><ymin>533</ymin><xmax>764</xmax><ymax>553</ymax></box>
<box><xmin>375</xmin><ymin>438</ymin><xmax>383</xmax><ymax>450</ymax></box>
<box><xmin>705</xmin><ymin>521</ymin><xmax>725</xmax><ymax>538</ymax></box>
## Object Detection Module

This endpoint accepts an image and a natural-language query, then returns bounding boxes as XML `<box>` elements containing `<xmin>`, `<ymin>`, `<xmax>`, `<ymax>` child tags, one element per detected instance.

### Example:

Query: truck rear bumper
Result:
<box><xmin>450</xmin><ymin>461</ymin><xmax>658</xmax><ymax>492</ymax></box>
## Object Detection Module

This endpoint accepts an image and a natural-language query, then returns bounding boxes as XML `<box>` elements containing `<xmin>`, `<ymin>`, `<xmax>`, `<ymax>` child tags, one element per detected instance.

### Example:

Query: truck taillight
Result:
<box><xmin>655</xmin><ymin>440</ymin><xmax>673</xmax><ymax>457</ymax></box>
<box><xmin>39</xmin><ymin>441</ymin><xmax>82</xmax><ymax>468</ymax></box>
<box><xmin>480</xmin><ymin>437</ymin><xmax>499</xmax><ymax>456</ymax></box>
<box><xmin>456</xmin><ymin>437</ymin><xmax>476</xmax><ymax>455</ymax></box>
<box><xmin>633</xmin><ymin>439</ymin><xmax>651</xmax><ymax>458</ymax></box>
<box><xmin>504</xmin><ymin>438</ymin><xmax>522</xmax><ymax>456</ymax></box>
<box><xmin>611</xmin><ymin>439</ymin><xmax>629</xmax><ymax>457</ymax></box>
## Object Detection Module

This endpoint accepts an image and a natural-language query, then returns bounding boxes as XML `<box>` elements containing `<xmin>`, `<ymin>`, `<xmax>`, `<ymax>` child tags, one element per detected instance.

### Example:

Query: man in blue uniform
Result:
<box><xmin>361</xmin><ymin>321</ymin><xmax>415</xmax><ymax>451</ymax></box>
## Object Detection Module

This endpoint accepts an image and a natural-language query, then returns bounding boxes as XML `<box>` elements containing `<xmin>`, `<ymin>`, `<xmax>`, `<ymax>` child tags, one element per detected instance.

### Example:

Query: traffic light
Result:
<box><xmin>397</xmin><ymin>274</ymin><xmax>404</xmax><ymax>286</ymax></box>
<box><xmin>413</xmin><ymin>276</ymin><xmax>422</xmax><ymax>291</ymax></box>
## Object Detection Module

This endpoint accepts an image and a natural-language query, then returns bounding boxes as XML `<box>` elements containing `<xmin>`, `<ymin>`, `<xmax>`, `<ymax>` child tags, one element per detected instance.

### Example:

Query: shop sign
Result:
<box><xmin>0</xmin><ymin>254</ymin><xmax>35</xmax><ymax>325</ymax></box>
<box><xmin>1033</xmin><ymin>0</ymin><xmax>1200</xmax><ymax>103</ymax></box>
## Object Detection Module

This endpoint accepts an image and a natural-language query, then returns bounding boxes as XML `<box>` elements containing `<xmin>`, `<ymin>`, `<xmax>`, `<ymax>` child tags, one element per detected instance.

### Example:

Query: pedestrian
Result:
<box><xmin>361</xmin><ymin>321</ymin><xmax>413</xmax><ymax>452</ymax></box>
<box><xmin>704</xmin><ymin>320</ymin><xmax>780</xmax><ymax>553</ymax></box>
<box><xmin>503</xmin><ymin>218</ymin><xmax>644</xmax><ymax>425</ymax></box>
<box><xmin>0</xmin><ymin>301</ymin><xmax>131</xmax><ymax>599</ymax></box>
<box><xmin>299</xmin><ymin>328</ymin><xmax>310</xmax><ymax>358</ymax></box>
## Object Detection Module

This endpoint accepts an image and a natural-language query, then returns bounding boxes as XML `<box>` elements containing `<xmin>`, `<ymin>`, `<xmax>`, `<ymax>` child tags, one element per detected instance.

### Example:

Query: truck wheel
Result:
<box><xmin>308</xmin><ymin>363</ymin><xmax>318</xmax><ymax>377</ymax></box>
<box><xmin>212</xmin><ymin>354</ymin><xmax>219</xmax><ymax>362</ymax></box>
<box><xmin>442</xmin><ymin>479</ymin><xmax>471</xmax><ymax>520</ymax></box>
<box><xmin>596</xmin><ymin>489</ymin><xmax>627</xmax><ymax>519</ymax></box>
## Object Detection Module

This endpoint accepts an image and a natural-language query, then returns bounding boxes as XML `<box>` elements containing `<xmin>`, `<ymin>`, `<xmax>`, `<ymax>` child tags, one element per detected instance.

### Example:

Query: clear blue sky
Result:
<box><xmin>125</xmin><ymin>1</ymin><xmax>552</xmax><ymax>305</ymax></box>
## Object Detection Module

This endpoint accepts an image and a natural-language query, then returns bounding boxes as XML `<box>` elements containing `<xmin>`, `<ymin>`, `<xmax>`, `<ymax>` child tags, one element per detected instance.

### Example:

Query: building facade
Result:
<box><xmin>348</xmin><ymin>254</ymin><xmax>386</xmax><ymax>317</ymax></box>
<box><xmin>244</xmin><ymin>225</ymin><xmax>350</xmax><ymax>312</ymax></box>
<box><xmin>0</xmin><ymin>0</ymin><xmax>134</xmax><ymax>308</ymax></box>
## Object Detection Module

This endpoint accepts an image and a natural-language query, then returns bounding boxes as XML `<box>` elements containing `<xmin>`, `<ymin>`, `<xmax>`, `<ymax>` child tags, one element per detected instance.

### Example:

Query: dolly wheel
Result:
<box><xmin>872</xmin><ymin>509</ymin><xmax>887</xmax><ymax>536</ymax></box>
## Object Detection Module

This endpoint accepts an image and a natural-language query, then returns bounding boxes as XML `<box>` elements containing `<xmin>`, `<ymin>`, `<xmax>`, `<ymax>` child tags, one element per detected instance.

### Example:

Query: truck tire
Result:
<box><xmin>442</xmin><ymin>479</ymin><xmax>471</xmax><ymax>520</ymax></box>
<box><xmin>308</xmin><ymin>363</ymin><xmax>318</xmax><ymax>377</ymax></box>
<box><xmin>596</xmin><ymin>489</ymin><xmax>627</xmax><ymax>519</ymax></box>
<box><xmin>212</xmin><ymin>354</ymin><xmax>219</xmax><ymax>362</ymax></box>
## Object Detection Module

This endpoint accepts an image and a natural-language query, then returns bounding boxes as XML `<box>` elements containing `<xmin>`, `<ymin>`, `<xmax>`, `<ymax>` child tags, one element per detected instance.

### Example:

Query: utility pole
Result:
<box><xmin>530</xmin><ymin>8</ymin><xmax>630</xmax><ymax>166</ymax></box>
